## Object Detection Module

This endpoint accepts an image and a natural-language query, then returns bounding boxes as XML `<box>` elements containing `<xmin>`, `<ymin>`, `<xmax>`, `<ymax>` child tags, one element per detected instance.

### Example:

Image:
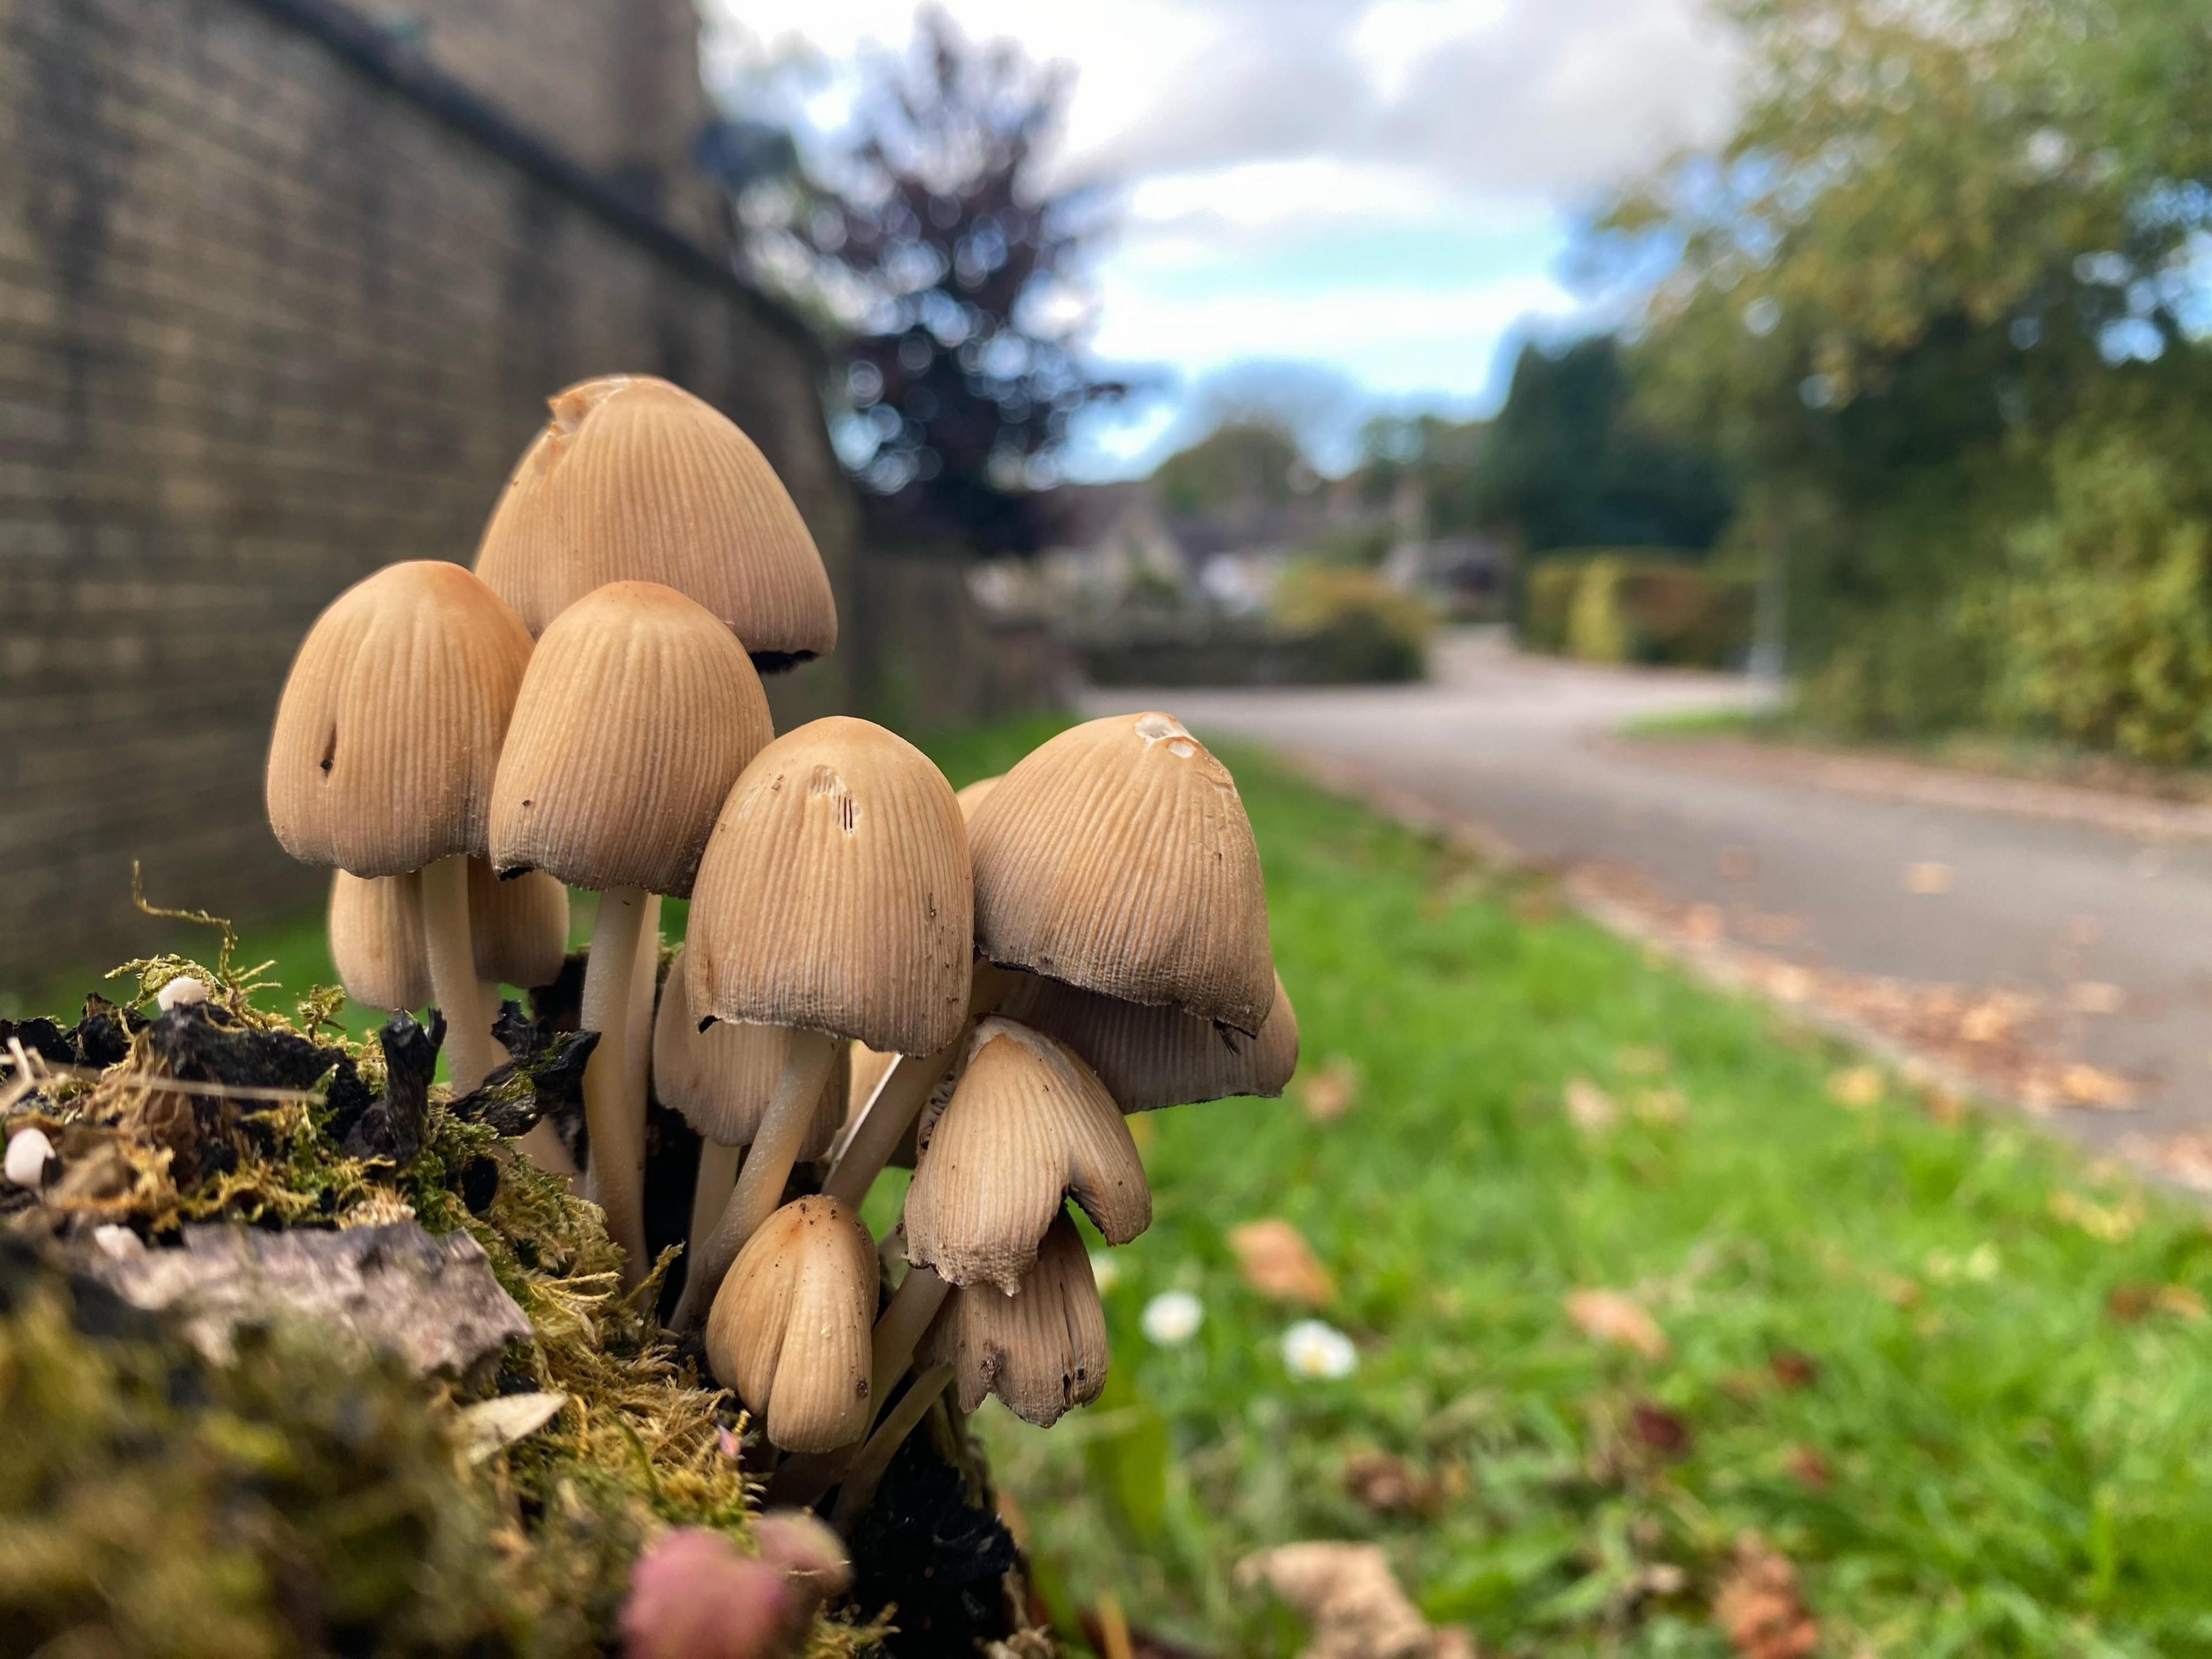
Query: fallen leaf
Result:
<box><xmin>460</xmin><ymin>1391</ymin><xmax>567</xmax><ymax>1462</ymax></box>
<box><xmin>2057</xmin><ymin>1063</ymin><xmax>2134</xmax><ymax>1109</ymax></box>
<box><xmin>1565</xmin><ymin>1288</ymin><xmax>1668</xmax><ymax>1359</ymax></box>
<box><xmin>1238</xmin><ymin>1541</ymin><xmax>1461</xmax><ymax>1659</ymax></box>
<box><xmin>1768</xmin><ymin>1349</ymin><xmax>1819</xmax><ymax>1390</ymax></box>
<box><xmin>1713</xmin><ymin>1534</ymin><xmax>1819</xmax><ymax>1659</ymax></box>
<box><xmin>1298</xmin><ymin>1056</ymin><xmax>1361</xmax><ymax>1124</ymax></box>
<box><xmin>1904</xmin><ymin>861</ymin><xmax>1953</xmax><ymax>895</ymax></box>
<box><xmin>1229</xmin><ymin>1218</ymin><xmax>1336</xmax><ymax>1306</ymax></box>
<box><xmin>1825</xmin><ymin>1066</ymin><xmax>1883</xmax><ymax>1108</ymax></box>
<box><xmin>1630</xmin><ymin>1399</ymin><xmax>1691</xmax><ymax>1457</ymax></box>
<box><xmin>1341</xmin><ymin>1450</ymin><xmax>1439</xmax><ymax>1516</ymax></box>
<box><xmin>1784</xmin><ymin>1445</ymin><xmax>1831</xmax><ymax>1490</ymax></box>
<box><xmin>1564</xmin><ymin>1076</ymin><xmax>1618</xmax><ymax>1132</ymax></box>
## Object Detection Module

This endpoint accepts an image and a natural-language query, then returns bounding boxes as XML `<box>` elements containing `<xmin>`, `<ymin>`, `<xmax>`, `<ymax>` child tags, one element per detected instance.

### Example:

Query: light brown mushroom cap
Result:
<box><xmin>967</xmin><ymin>713</ymin><xmax>1274</xmax><ymax>1033</ymax></box>
<box><xmin>328</xmin><ymin>871</ymin><xmax>431</xmax><ymax>1012</ymax></box>
<box><xmin>917</xmin><ymin>1209</ymin><xmax>1108</xmax><ymax>1426</ymax></box>
<box><xmin>902</xmin><ymin>1018</ymin><xmax>1150</xmax><ymax>1293</ymax></box>
<box><xmin>468</xmin><ymin>861</ymin><xmax>570</xmax><ymax>989</ymax></box>
<box><xmin>473</xmin><ymin>376</ymin><xmax>837</xmax><ymax>664</ymax></box>
<box><xmin>653</xmin><ymin>945</ymin><xmax>844</xmax><ymax>1152</ymax></box>
<box><xmin>999</xmin><ymin>971</ymin><xmax>1299</xmax><ymax>1112</ymax></box>
<box><xmin>488</xmin><ymin>581</ymin><xmax>774</xmax><ymax>896</ymax></box>
<box><xmin>953</xmin><ymin>775</ymin><xmax>1002</xmax><ymax>821</ymax></box>
<box><xmin>704</xmin><ymin>1195</ymin><xmax>876</xmax><ymax>1452</ymax></box>
<box><xmin>267</xmin><ymin>560</ymin><xmax>533</xmax><ymax>877</ymax></box>
<box><xmin>686</xmin><ymin>717</ymin><xmax>972</xmax><ymax>1056</ymax></box>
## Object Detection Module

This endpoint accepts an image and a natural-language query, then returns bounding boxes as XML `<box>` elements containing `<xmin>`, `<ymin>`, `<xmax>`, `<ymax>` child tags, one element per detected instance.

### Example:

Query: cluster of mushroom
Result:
<box><xmin>262</xmin><ymin>374</ymin><xmax>1297</xmax><ymax>1517</ymax></box>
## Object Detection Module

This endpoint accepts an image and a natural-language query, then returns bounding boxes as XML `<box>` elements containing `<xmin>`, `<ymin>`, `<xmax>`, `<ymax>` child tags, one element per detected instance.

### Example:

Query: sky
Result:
<box><xmin>702</xmin><ymin>0</ymin><xmax>1741</xmax><ymax>476</ymax></box>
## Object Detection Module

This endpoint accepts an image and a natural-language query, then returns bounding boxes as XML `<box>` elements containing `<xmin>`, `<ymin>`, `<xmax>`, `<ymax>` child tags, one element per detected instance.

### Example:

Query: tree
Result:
<box><xmin>727</xmin><ymin>9</ymin><xmax>1124</xmax><ymax>553</ymax></box>
<box><xmin>1469</xmin><ymin>337</ymin><xmax>1731</xmax><ymax>554</ymax></box>
<box><xmin>1153</xmin><ymin>421</ymin><xmax>1313</xmax><ymax>516</ymax></box>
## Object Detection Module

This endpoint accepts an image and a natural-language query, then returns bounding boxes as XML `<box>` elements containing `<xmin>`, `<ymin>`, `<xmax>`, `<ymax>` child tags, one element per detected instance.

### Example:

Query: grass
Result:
<box><xmin>921</xmin><ymin>720</ymin><xmax>2212</xmax><ymax>1658</ymax></box>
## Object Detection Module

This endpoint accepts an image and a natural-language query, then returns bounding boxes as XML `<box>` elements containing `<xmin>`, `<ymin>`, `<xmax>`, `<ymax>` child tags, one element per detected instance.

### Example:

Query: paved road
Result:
<box><xmin>1082</xmin><ymin>635</ymin><xmax>2212</xmax><ymax>1154</ymax></box>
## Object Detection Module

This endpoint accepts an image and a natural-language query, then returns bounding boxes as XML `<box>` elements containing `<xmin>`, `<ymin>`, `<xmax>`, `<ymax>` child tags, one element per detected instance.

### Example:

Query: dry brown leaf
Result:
<box><xmin>1564</xmin><ymin>1076</ymin><xmax>1618</xmax><ymax>1132</ymax></box>
<box><xmin>1564</xmin><ymin>1287</ymin><xmax>1668</xmax><ymax>1359</ymax></box>
<box><xmin>1903</xmin><ymin>861</ymin><xmax>1953</xmax><ymax>895</ymax></box>
<box><xmin>1785</xmin><ymin>1445</ymin><xmax>1831</xmax><ymax>1490</ymax></box>
<box><xmin>1238</xmin><ymin>1541</ymin><xmax>1461</xmax><ymax>1659</ymax></box>
<box><xmin>1768</xmin><ymin>1349</ymin><xmax>1819</xmax><ymax>1390</ymax></box>
<box><xmin>2056</xmin><ymin>1063</ymin><xmax>2134</xmax><ymax>1109</ymax></box>
<box><xmin>1341</xmin><ymin>1450</ymin><xmax>1440</xmax><ymax>1517</ymax></box>
<box><xmin>1629</xmin><ymin>1399</ymin><xmax>1691</xmax><ymax>1457</ymax></box>
<box><xmin>1825</xmin><ymin>1066</ymin><xmax>1882</xmax><ymax>1108</ymax></box>
<box><xmin>1713</xmin><ymin>1534</ymin><xmax>1819</xmax><ymax>1659</ymax></box>
<box><xmin>1299</xmin><ymin>1055</ymin><xmax>1361</xmax><ymax>1124</ymax></box>
<box><xmin>1229</xmin><ymin>1218</ymin><xmax>1336</xmax><ymax>1306</ymax></box>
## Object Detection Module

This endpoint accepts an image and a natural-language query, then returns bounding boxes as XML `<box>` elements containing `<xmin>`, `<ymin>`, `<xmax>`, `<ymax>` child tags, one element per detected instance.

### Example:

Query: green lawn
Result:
<box><xmin>924</xmin><ymin>721</ymin><xmax>2212</xmax><ymax>1658</ymax></box>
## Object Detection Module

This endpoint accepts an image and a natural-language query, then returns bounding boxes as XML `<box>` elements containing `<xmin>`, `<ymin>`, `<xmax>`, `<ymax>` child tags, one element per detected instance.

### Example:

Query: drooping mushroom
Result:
<box><xmin>266</xmin><ymin>560</ymin><xmax>533</xmax><ymax>1092</ymax></box>
<box><xmin>997</xmin><ymin>970</ymin><xmax>1300</xmax><ymax>1112</ymax></box>
<box><xmin>704</xmin><ymin>1195</ymin><xmax>877</xmax><ymax>1453</ymax></box>
<box><xmin>653</xmin><ymin>945</ymin><xmax>845</xmax><ymax>1294</ymax></box>
<box><xmin>489</xmin><ymin>581</ymin><xmax>774</xmax><ymax>1285</ymax></box>
<box><xmin>678</xmin><ymin>716</ymin><xmax>971</xmax><ymax>1322</ymax></box>
<box><xmin>953</xmin><ymin>774</ymin><xmax>1002</xmax><ymax>820</ymax></box>
<box><xmin>329</xmin><ymin>861</ymin><xmax>571</xmax><ymax>1016</ymax></box>
<box><xmin>474</xmin><ymin>375</ymin><xmax>836</xmax><ymax>668</ymax></box>
<box><xmin>467</xmin><ymin>858</ymin><xmax>571</xmax><ymax>993</ymax></box>
<box><xmin>916</xmin><ymin>1209</ymin><xmax>1107</xmax><ymax>1426</ymax></box>
<box><xmin>968</xmin><ymin>711</ymin><xmax>1275</xmax><ymax>1032</ymax></box>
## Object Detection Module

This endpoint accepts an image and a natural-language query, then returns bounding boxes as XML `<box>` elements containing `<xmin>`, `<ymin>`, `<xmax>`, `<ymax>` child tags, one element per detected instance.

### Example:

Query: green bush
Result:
<box><xmin>1520</xmin><ymin>554</ymin><xmax>1753</xmax><ymax>668</ymax></box>
<box><xmin>1270</xmin><ymin>563</ymin><xmax>1433</xmax><ymax>680</ymax></box>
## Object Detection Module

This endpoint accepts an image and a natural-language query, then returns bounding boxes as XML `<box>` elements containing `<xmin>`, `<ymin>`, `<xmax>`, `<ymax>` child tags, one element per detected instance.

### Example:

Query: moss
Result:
<box><xmin>0</xmin><ymin>928</ymin><xmax>889</xmax><ymax>1657</ymax></box>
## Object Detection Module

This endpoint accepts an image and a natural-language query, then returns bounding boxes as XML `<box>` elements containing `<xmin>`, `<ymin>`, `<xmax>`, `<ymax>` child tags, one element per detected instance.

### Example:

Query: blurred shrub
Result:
<box><xmin>1520</xmin><ymin>554</ymin><xmax>1753</xmax><ymax>668</ymax></box>
<box><xmin>1078</xmin><ymin>565</ymin><xmax>1430</xmax><ymax>687</ymax></box>
<box><xmin>1271</xmin><ymin>564</ymin><xmax>1433</xmax><ymax>680</ymax></box>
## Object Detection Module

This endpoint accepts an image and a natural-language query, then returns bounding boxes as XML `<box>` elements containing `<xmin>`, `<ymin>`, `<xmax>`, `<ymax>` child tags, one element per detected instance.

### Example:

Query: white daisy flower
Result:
<box><xmin>1281</xmin><ymin>1319</ymin><xmax>1358</xmax><ymax>1380</ymax></box>
<box><xmin>1141</xmin><ymin>1289</ymin><xmax>1204</xmax><ymax>1346</ymax></box>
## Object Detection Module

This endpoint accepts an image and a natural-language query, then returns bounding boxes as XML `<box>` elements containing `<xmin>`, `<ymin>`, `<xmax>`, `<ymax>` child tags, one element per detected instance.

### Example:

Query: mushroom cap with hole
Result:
<box><xmin>953</xmin><ymin>774</ymin><xmax>1001</xmax><ymax>821</ymax></box>
<box><xmin>653</xmin><ymin>945</ymin><xmax>844</xmax><ymax>1152</ymax></box>
<box><xmin>902</xmin><ymin>1017</ymin><xmax>1150</xmax><ymax>1293</ymax></box>
<box><xmin>267</xmin><ymin>560</ymin><xmax>534</xmax><ymax>877</ymax></box>
<box><xmin>685</xmin><ymin>716</ymin><xmax>972</xmax><ymax>1056</ymax></box>
<box><xmin>473</xmin><ymin>375</ymin><xmax>836</xmax><ymax>664</ymax></box>
<box><xmin>468</xmin><ymin>861</ymin><xmax>570</xmax><ymax>989</ymax></box>
<box><xmin>967</xmin><ymin>712</ymin><xmax>1274</xmax><ymax>1033</ymax></box>
<box><xmin>998</xmin><ymin>970</ymin><xmax>1298</xmax><ymax>1112</ymax></box>
<box><xmin>328</xmin><ymin>871</ymin><xmax>430</xmax><ymax>1012</ymax></box>
<box><xmin>916</xmin><ymin>1208</ymin><xmax>1108</xmax><ymax>1426</ymax></box>
<box><xmin>488</xmin><ymin>581</ymin><xmax>774</xmax><ymax>897</ymax></box>
<box><xmin>704</xmin><ymin>1195</ymin><xmax>876</xmax><ymax>1452</ymax></box>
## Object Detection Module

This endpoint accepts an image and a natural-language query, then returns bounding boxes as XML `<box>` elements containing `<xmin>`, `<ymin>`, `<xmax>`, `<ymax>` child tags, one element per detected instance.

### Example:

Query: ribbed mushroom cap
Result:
<box><xmin>903</xmin><ymin>1018</ymin><xmax>1150</xmax><ymax>1293</ymax></box>
<box><xmin>488</xmin><ymin>581</ymin><xmax>774</xmax><ymax>897</ymax></box>
<box><xmin>328</xmin><ymin>872</ymin><xmax>430</xmax><ymax>1012</ymax></box>
<box><xmin>653</xmin><ymin>946</ymin><xmax>844</xmax><ymax>1152</ymax></box>
<box><xmin>267</xmin><ymin>560</ymin><xmax>533</xmax><ymax>877</ymax></box>
<box><xmin>704</xmin><ymin>1195</ymin><xmax>876</xmax><ymax>1452</ymax></box>
<box><xmin>916</xmin><ymin>1209</ymin><xmax>1108</xmax><ymax>1426</ymax></box>
<box><xmin>686</xmin><ymin>717</ymin><xmax>972</xmax><ymax>1056</ymax></box>
<box><xmin>999</xmin><ymin>971</ymin><xmax>1299</xmax><ymax>1112</ymax></box>
<box><xmin>968</xmin><ymin>713</ymin><xmax>1274</xmax><ymax>1033</ymax></box>
<box><xmin>474</xmin><ymin>376</ymin><xmax>836</xmax><ymax>664</ymax></box>
<box><xmin>953</xmin><ymin>775</ymin><xmax>1002</xmax><ymax>821</ymax></box>
<box><xmin>468</xmin><ymin>861</ymin><xmax>570</xmax><ymax>989</ymax></box>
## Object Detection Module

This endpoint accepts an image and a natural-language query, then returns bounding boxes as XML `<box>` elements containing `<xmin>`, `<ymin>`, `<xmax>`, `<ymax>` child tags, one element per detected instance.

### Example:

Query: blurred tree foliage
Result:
<box><xmin>1355</xmin><ymin>412</ymin><xmax>1488</xmax><ymax>534</ymax></box>
<box><xmin>1469</xmin><ymin>338</ymin><xmax>1733</xmax><ymax>554</ymax></box>
<box><xmin>1601</xmin><ymin>0</ymin><xmax>2212</xmax><ymax>753</ymax></box>
<box><xmin>733</xmin><ymin>9</ymin><xmax>1124</xmax><ymax>552</ymax></box>
<box><xmin>1154</xmin><ymin>420</ymin><xmax>1315</xmax><ymax>515</ymax></box>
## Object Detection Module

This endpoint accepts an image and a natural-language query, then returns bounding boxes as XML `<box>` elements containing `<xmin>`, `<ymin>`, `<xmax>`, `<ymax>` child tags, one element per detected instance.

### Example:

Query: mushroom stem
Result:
<box><xmin>627</xmin><ymin>893</ymin><xmax>662</xmax><ymax>1115</ymax></box>
<box><xmin>821</xmin><ymin>965</ymin><xmax>1016</xmax><ymax>1209</ymax></box>
<box><xmin>582</xmin><ymin>884</ymin><xmax>654</xmax><ymax>1287</ymax></box>
<box><xmin>686</xmin><ymin>1139</ymin><xmax>743</xmax><ymax>1293</ymax></box>
<box><xmin>516</xmin><ymin>1120</ymin><xmax>578</xmax><ymax>1180</ymax></box>
<box><xmin>870</xmin><ymin>1263</ymin><xmax>950</xmax><ymax>1395</ymax></box>
<box><xmin>420</xmin><ymin>854</ymin><xmax>505</xmax><ymax>1093</ymax></box>
<box><xmin>830</xmin><ymin>1364</ymin><xmax>955</xmax><ymax>1533</ymax></box>
<box><xmin>679</xmin><ymin>1028</ymin><xmax>840</xmax><ymax>1324</ymax></box>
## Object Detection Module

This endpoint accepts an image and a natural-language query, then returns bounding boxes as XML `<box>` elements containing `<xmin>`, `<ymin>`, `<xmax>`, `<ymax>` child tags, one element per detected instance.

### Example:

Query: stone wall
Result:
<box><xmin>0</xmin><ymin>0</ymin><xmax>1056</xmax><ymax>991</ymax></box>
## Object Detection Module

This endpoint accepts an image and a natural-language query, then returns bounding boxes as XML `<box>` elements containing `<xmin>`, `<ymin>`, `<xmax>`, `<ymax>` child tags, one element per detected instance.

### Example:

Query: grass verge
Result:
<box><xmin>936</xmin><ymin>724</ymin><xmax>2212</xmax><ymax>1657</ymax></box>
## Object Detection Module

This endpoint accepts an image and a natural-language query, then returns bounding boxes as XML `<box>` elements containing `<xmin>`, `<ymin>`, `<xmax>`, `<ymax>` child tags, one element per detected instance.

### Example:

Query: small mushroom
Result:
<box><xmin>678</xmin><ymin>717</ymin><xmax>971</xmax><ymax>1320</ymax></box>
<box><xmin>329</xmin><ymin>861</ymin><xmax>569</xmax><ymax>1014</ymax></box>
<box><xmin>998</xmin><ymin>970</ymin><xmax>1300</xmax><ymax>1112</ymax></box>
<box><xmin>967</xmin><ymin>711</ymin><xmax>1275</xmax><ymax>1033</ymax></box>
<box><xmin>902</xmin><ymin>1018</ymin><xmax>1150</xmax><ymax>1294</ymax></box>
<box><xmin>653</xmin><ymin>946</ymin><xmax>844</xmax><ymax>1293</ymax></box>
<box><xmin>705</xmin><ymin>1195</ymin><xmax>877</xmax><ymax>1453</ymax></box>
<box><xmin>953</xmin><ymin>774</ymin><xmax>1002</xmax><ymax>820</ymax></box>
<box><xmin>266</xmin><ymin>560</ymin><xmax>535</xmax><ymax>1093</ymax></box>
<box><xmin>5</xmin><ymin>1126</ymin><xmax>56</xmax><ymax>1190</ymax></box>
<box><xmin>489</xmin><ymin>581</ymin><xmax>774</xmax><ymax>1285</ymax></box>
<box><xmin>474</xmin><ymin>375</ymin><xmax>837</xmax><ymax>668</ymax></box>
<box><xmin>917</xmin><ymin>1209</ymin><xmax>1108</xmax><ymax>1427</ymax></box>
